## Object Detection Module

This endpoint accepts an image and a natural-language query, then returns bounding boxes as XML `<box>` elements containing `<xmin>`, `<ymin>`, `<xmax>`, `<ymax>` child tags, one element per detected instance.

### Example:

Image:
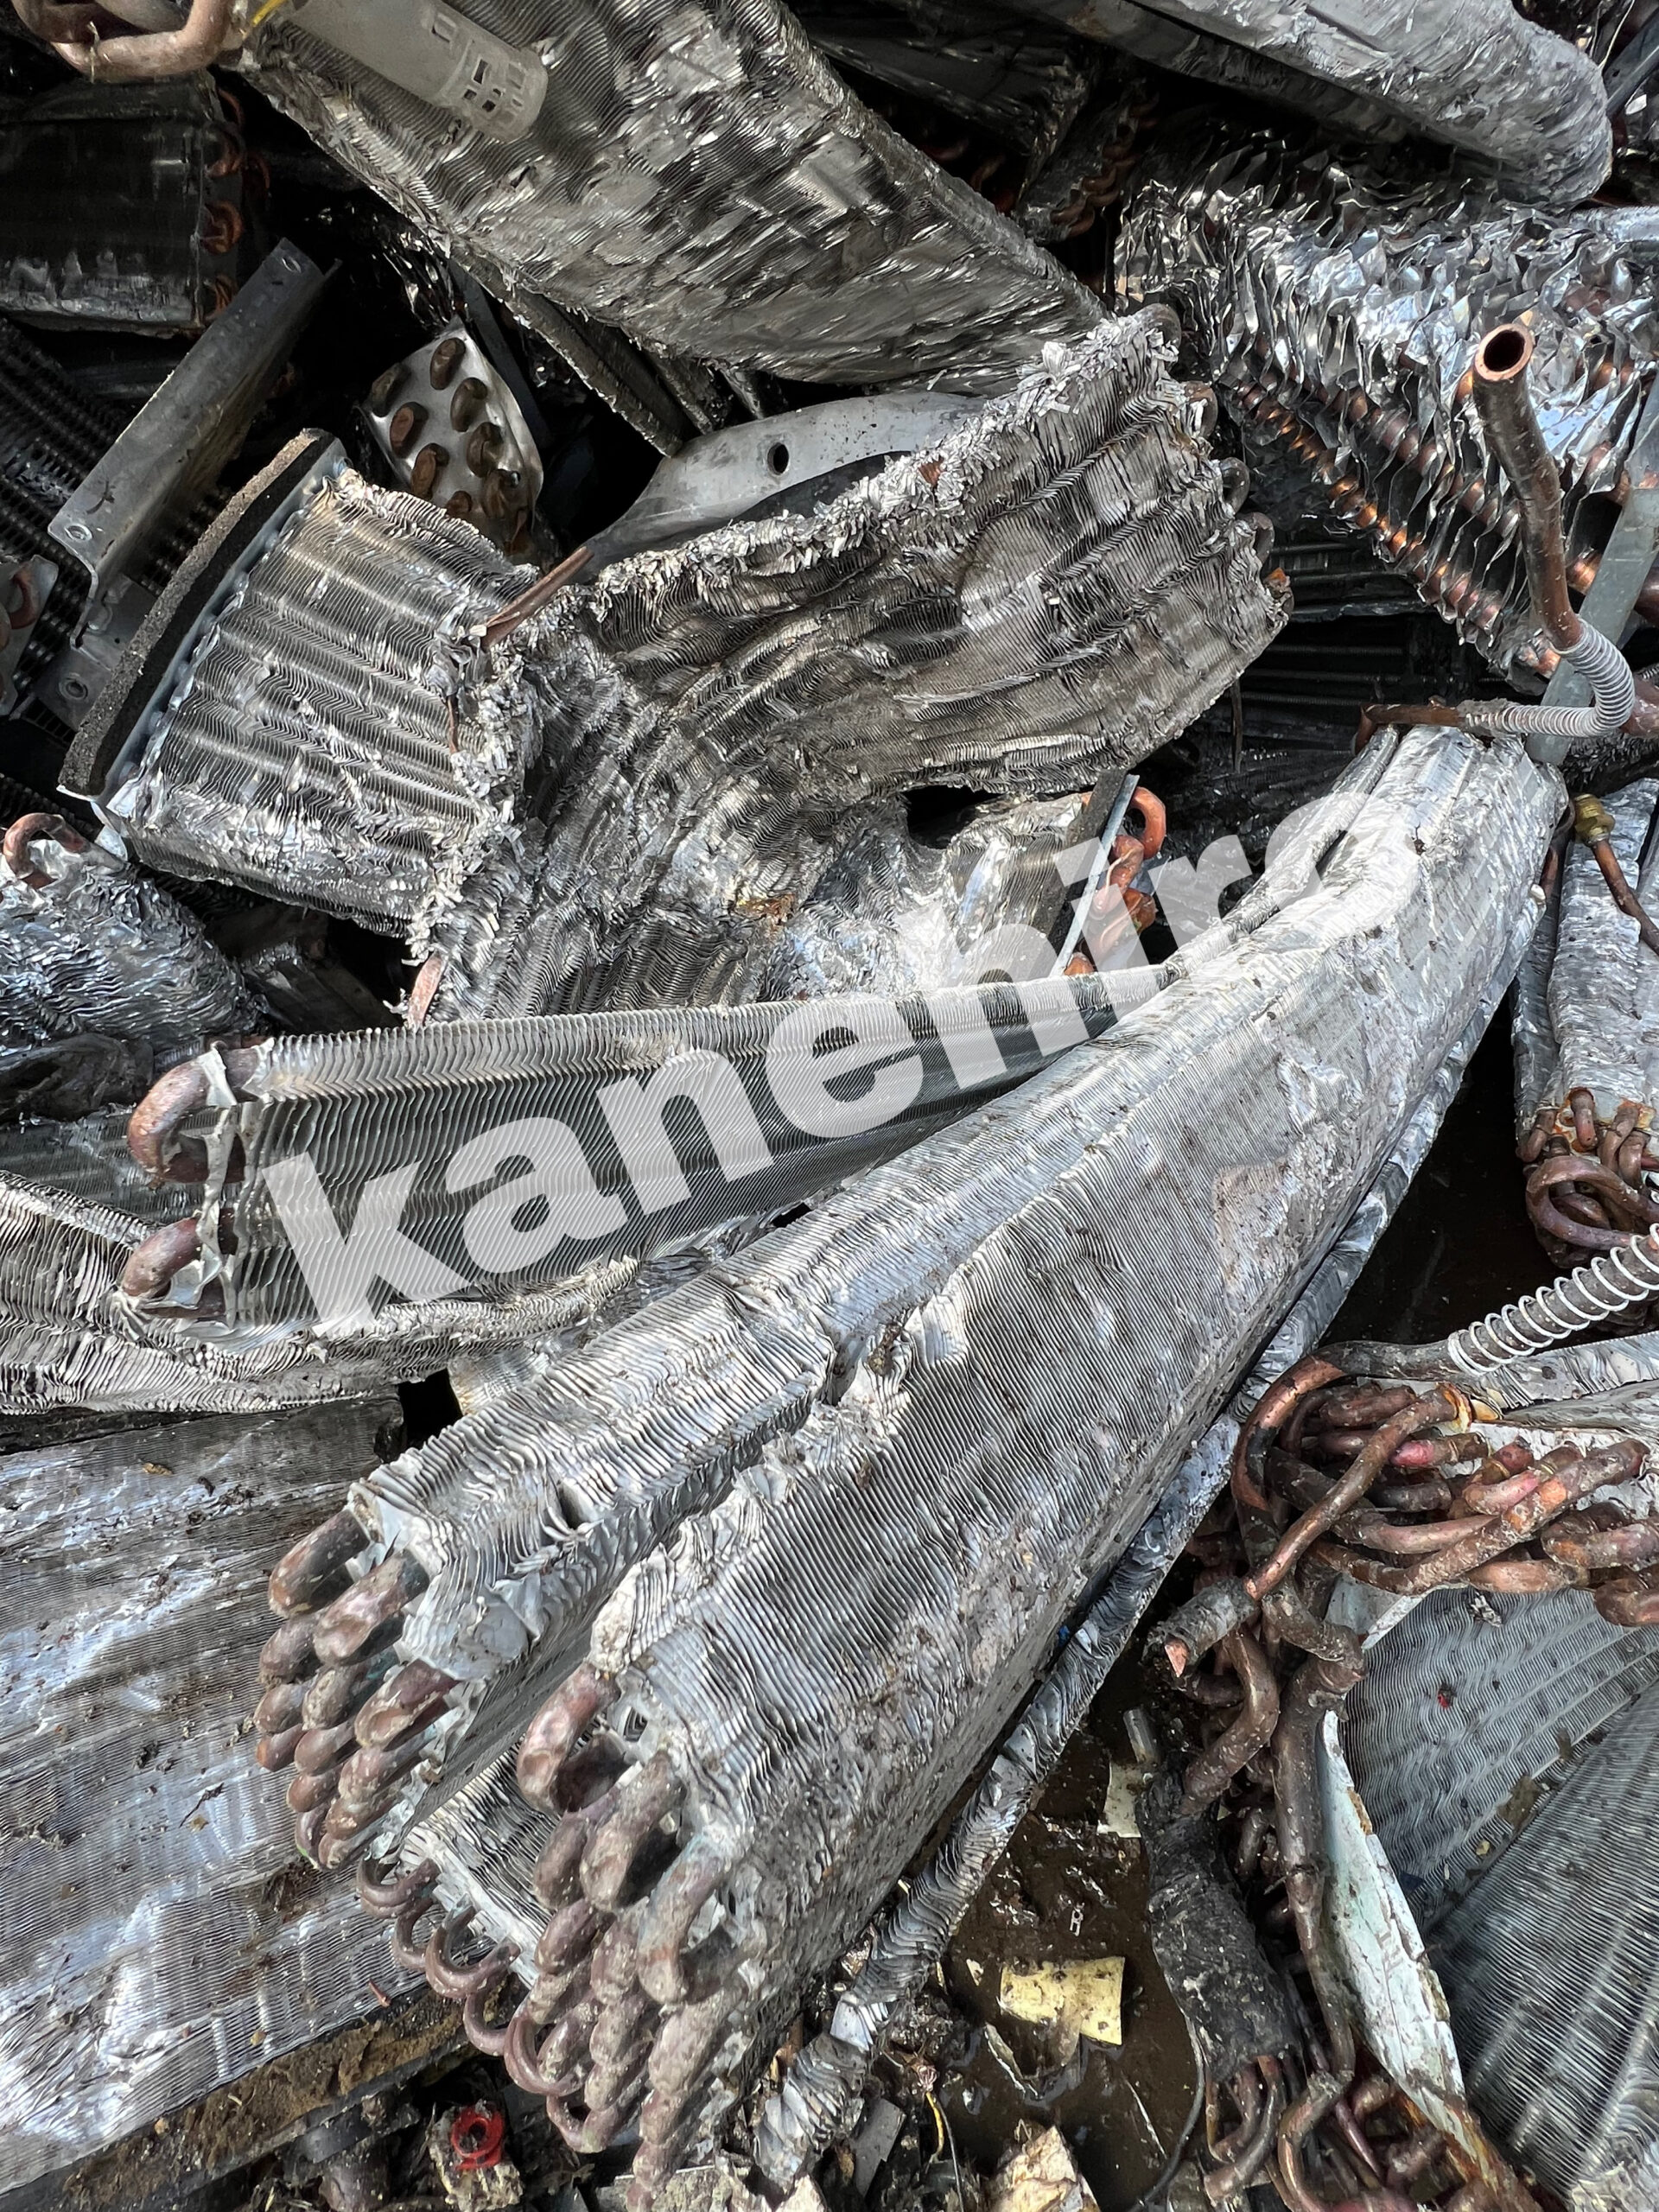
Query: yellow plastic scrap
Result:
<box><xmin>998</xmin><ymin>1956</ymin><xmax>1125</xmax><ymax>2047</ymax></box>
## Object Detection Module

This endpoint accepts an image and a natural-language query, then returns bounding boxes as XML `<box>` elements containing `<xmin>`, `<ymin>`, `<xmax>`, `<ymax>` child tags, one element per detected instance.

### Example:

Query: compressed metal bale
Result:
<box><xmin>235</xmin><ymin>0</ymin><xmax>1099</xmax><ymax>400</ymax></box>
<box><xmin>0</xmin><ymin>1398</ymin><xmax>421</xmax><ymax>2196</ymax></box>
<box><xmin>0</xmin><ymin>813</ymin><xmax>269</xmax><ymax>1071</ymax></box>
<box><xmin>1118</xmin><ymin>129</ymin><xmax>1659</xmax><ymax>680</ymax></box>
<box><xmin>287</xmin><ymin>722</ymin><xmax>1555</xmax><ymax>2182</ymax></box>
<box><xmin>1023</xmin><ymin>0</ymin><xmax>1608</xmax><ymax>202</ymax></box>
<box><xmin>83</xmin><ymin>322</ymin><xmax>1284</xmax><ymax>1020</ymax></box>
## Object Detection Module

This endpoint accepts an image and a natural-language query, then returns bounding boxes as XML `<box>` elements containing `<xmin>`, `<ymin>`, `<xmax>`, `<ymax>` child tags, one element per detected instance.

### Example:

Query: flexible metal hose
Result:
<box><xmin>1446</xmin><ymin>1226</ymin><xmax>1659</xmax><ymax>1370</ymax></box>
<box><xmin>1462</xmin><ymin>623</ymin><xmax>1637</xmax><ymax>747</ymax></box>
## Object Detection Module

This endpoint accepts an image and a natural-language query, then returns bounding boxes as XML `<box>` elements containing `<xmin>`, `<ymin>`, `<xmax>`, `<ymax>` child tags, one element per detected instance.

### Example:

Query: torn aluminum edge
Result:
<box><xmin>1028</xmin><ymin>0</ymin><xmax>1608</xmax><ymax>202</ymax></box>
<box><xmin>0</xmin><ymin>1397</ymin><xmax>422</xmax><ymax>2199</ymax></box>
<box><xmin>299</xmin><ymin>722</ymin><xmax>1554</xmax><ymax>2190</ymax></box>
<box><xmin>236</xmin><ymin>0</ymin><xmax>1102</xmax><ymax>398</ymax></box>
<box><xmin>0</xmin><ymin>814</ymin><xmax>270</xmax><ymax>1067</ymax></box>
<box><xmin>418</xmin><ymin>315</ymin><xmax>1283</xmax><ymax>1022</ymax></box>
<box><xmin>1117</xmin><ymin>129</ymin><xmax>1659</xmax><ymax>680</ymax></box>
<box><xmin>1344</xmin><ymin>1594</ymin><xmax>1659</xmax><ymax>2209</ymax></box>
<box><xmin>76</xmin><ymin>320</ymin><xmax>1285</xmax><ymax>1025</ymax></box>
<box><xmin>1512</xmin><ymin>779</ymin><xmax>1659</xmax><ymax>1176</ymax></box>
<box><xmin>758</xmin><ymin>970</ymin><xmax>1512</xmax><ymax>2186</ymax></box>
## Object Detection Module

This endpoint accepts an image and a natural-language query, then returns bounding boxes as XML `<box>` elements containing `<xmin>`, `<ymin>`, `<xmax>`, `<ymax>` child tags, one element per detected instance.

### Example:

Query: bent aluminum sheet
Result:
<box><xmin>1119</xmin><ymin>130</ymin><xmax>1659</xmax><ymax>678</ymax></box>
<box><xmin>0</xmin><ymin>1400</ymin><xmax>419</xmax><ymax>2196</ymax></box>
<box><xmin>237</xmin><ymin>0</ymin><xmax>1100</xmax><ymax>397</ymax></box>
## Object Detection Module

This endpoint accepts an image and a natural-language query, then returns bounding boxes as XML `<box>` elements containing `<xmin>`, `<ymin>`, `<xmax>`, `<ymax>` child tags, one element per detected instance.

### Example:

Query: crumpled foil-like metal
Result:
<box><xmin>236</xmin><ymin>0</ymin><xmax>1100</xmax><ymax>396</ymax></box>
<box><xmin>1346</xmin><ymin>1590</ymin><xmax>1659</xmax><ymax>2210</ymax></box>
<box><xmin>0</xmin><ymin>821</ymin><xmax>269</xmax><ymax>1067</ymax></box>
<box><xmin>1513</xmin><ymin>779</ymin><xmax>1659</xmax><ymax>1132</ymax></box>
<box><xmin>99</xmin><ymin>322</ymin><xmax>1285</xmax><ymax>1019</ymax></box>
<box><xmin>1035</xmin><ymin>0</ymin><xmax>1607</xmax><ymax>202</ymax></box>
<box><xmin>0</xmin><ymin>1399</ymin><xmax>419</xmax><ymax>2198</ymax></box>
<box><xmin>101</xmin><ymin>463</ymin><xmax>531</xmax><ymax>929</ymax></box>
<box><xmin>313</xmin><ymin>723</ymin><xmax>1554</xmax><ymax>2187</ymax></box>
<box><xmin>1118</xmin><ymin>129</ymin><xmax>1659</xmax><ymax>677</ymax></box>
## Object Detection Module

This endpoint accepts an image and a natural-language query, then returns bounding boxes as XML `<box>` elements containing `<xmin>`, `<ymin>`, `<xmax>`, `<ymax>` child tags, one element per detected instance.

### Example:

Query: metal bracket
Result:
<box><xmin>48</xmin><ymin>240</ymin><xmax>326</xmax><ymax>594</ymax></box>
<box><xmin>584</xmin><ymin>390</ymin><xmax>984</xmax><ymax>568</ymax></box>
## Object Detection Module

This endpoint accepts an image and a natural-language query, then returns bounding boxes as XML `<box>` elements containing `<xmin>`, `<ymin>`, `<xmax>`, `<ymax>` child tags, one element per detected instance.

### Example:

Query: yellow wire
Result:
<box><xmin>246</xmin><ymin>0</ymin><xmax>294</xmax><ymax>26</ymax></box>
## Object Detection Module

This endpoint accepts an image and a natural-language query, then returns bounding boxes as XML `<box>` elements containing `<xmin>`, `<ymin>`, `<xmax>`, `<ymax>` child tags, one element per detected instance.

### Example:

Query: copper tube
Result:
<box><xmin>118</xmin><ymin>1214</ymin><xmax>201</xmax><ymax>1300</ymax></box>
<box><xmin>1389</xmin><ymin>1440</ymin><xmax>1646</xmax><ymax>1592</ymax></box>
<box><xmin>580</xmin><ymin>1752</ymin><xmax>683</xmax><ymax>1910</ymax></box>
<box><xmin>1244</xmin><ymin>1390</ymin><xmax>1459</xmax><ymax>1599</ymax></box>
<box><xmin>636</xmin><ymin>1834</ymin><xmax>731</xmax><ymax>2008</ymax></box>
<box><xmin>2</xmin><ymin>810</ymin><xmax>86</xmax><ymax>886</ymax></box>
<box><xmin>1458</xmin><ymin>1465</ymin><xmax>1544</xmax><ymax>1514</ymax></box>
<box><xmin>1471</xmin><ymin>326</ymin><xmax>1579</xmax><ymax>654</ymax></box>
<box><xmin>1466</xmin><ymin>1557</ymin><xmax>1576</xmax><ymax>1592</ymax></box>
<box><xmin>1205</xmin><ymin>2062</ymin><xmax>1284</xmax><ymax>2202</ymax></box>
<box><xmin>480</xmin><ymin>544</ymin><xmax>594</xmax><ymax>647</ymax></box>
<box><xmin>10</xmin><ymin>0</ymin><xmax>99</xmax><ymax>39</ymax></box>
<box><xmin>1371</xmin><ymin>1478</ymin><xmax>1455</xmax><ymax>1514</ymax></box>
<box><xmin>1542</xmin><ymin>1514</ymin><xmax>1659</xmax><ymax>1571</ymax></box>
<box><xmin>1594</xmin><ymin>1570</ymin><xmax>1659</xmax><ymax>1624</ymax></box>
<box><xmin>1575</xmin><ymin>794</ymin><xmax>1659</xmax><ymax>956</ymax></box>
<box><xmin>1338</xmin><ymin>1509</ymin><xmax>1489</xmax><ymax>1557</ymax></box>
<box><xmin>45</xmin><ymin>0</ymin><xmax>234</xmax><ymax>80</ymax></box>
<box><xmin>1527</xmin><ymin>1153</ymin><xmax>1659</xmax><ymax>1252</ymax></box>
<box><xmin>1233</xmin><ymin>1355</ymin><xmax>1348</xmax><ymax>1516</ymax></box>
<box><xmin>270</xmin><ymin>1509</ymin><xmax>365</xmax><ymax>1617</ymax></box>
<box><xmin>518</xmin><ymin>1662</ymin><xmax>612</xmax><ymax>1805</ymax></box>
<box><xmin>1179</xmin><ymin>1629</ymin><xmax>1280</xmax><ymax>1813</ymax></box>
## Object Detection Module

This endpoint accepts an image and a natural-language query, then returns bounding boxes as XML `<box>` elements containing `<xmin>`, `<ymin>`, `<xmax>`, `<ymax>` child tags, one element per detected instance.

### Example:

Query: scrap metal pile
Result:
<box><xmin>2</xmin><ymin>2</ymin><xmax>1659</xmax><ymax>2209</ymax></box>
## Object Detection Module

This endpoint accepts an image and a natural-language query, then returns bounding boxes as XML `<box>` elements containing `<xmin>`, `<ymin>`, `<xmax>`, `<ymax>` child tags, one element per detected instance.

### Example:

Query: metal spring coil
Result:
<box><xmin>1448</xmin><ymin>1227</ymin><xmax>1659</xmax><ymax>1369</ymax></box>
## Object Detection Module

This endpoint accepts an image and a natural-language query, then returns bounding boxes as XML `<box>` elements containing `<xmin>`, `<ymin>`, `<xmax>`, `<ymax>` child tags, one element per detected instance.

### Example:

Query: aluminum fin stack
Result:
<box><xmin>251</xmin><ymin>721</ymin><xmax>1557</xmax><ymax>2201</ymax></box>
<box><xmin>1119</xmin><ymin>131</ymin><xmax>1659</xmax><ymax>681</ymax></box>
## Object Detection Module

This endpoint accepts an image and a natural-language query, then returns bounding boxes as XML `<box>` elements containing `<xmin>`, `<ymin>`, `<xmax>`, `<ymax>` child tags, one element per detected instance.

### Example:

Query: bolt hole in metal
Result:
<box><xmin>767</xmin><ymin>441</ymin><xmax>790</xmax><ymax>475</ymax></box>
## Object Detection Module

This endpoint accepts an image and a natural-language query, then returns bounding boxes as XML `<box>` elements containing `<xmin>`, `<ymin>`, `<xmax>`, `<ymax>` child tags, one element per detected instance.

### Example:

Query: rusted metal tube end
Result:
<box><xmin>126</xmin><ymin>1059</ymin><xmax>212</xmax><ymax>1184</ymax></box>
<box><xmin>2</xmin><ymin>810</ymin><xmax>86</xmax><ymax>886</ymax></box>
<box><xmin>1152</xmin><ymin>1575</ymin><xmax>1257</xmax><ymax>1675</ymax></box>
<box><xmin>270</xmin><ymin>1508</ymin><xmax>368</xmax><ymax>1617</ymax></box>
<box><xmin>311</xmin><ymin>1553</ymin><xmax>428</xmax><ymax>1665</ymax></box>
<box><xmin>354</xmin><ymin>1658</ymin><xmax>457</xmax><ymax>1751</ymax></box>
<box><xmin>118</xmin><ymin>1216</ymin><xmax>200</xmax><ymax>1301</ymax></box>
<box><xmin>518</xmin><ymin>1662</ymin><xmax>612</xmax><ymax>1806</ymax></box>
<box><xmin>1471</xmin><ymin>325</ymin><xmax>1578</xmax><ymax>654</ymax></box>
<box><xmin>636</xmin><ymin>1834</ymin><xmax>731</xmax><ymax>2007</ymax></box>
<box><xmin>580</xmin><ymin>1752</ymin><xmax>683</xmax><ymax>1910</ymax></box>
